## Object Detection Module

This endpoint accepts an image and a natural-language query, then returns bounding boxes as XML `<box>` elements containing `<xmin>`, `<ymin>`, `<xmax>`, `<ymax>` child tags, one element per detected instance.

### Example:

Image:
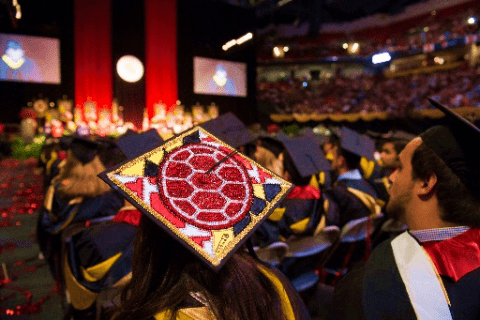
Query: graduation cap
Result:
<box><xmin>340</xmin><ymin>126</ymin><xmax>376</xmax><ymax>161</ymax></box>
<box><xmin>257</xmin><ymin>136</ymin><xmax>285</xmax><ymax>157</ymax></box>
<box><xmin>421</xmin><ymin>98</ymin><xmax>480</xmax><ymax>199</ymax></box>
<box><xmin>199</xmin><ymin>112</ymin><xmax>255</xmax><ymax>149</ymax></box>
<box><xmin>300</xmin><ymin>128</ymin><xmax>329</xmax><ymax>147</ymax></box>
<box><xmin>282</xmin><ymin>134</ymin><xmax>331</xmax><ymax>179</ymax></box>
<box><xmin>117</xmin><ymin>129</ymin><xmax>163</xmax><ymax>159</ymax></box>
<box><xmin>99</xmin><ymin>126</ymin><xmax>292</xmax><ymax>271</ymax></box>
<box><xmin>69</xmin><ymin>137</ymin><xmax>101</xmax><ymax>165</ymax></box>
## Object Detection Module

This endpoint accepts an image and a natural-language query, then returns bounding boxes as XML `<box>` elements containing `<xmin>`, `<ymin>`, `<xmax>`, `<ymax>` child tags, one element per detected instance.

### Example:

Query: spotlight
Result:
<box><xmin>273</xmin><ymin>46</ymin><xmax>284</xmax><ymax>58</ymax></box>
<box><xmin>434</xmin><ymin>56</ymin><xmax>445</xmax><ymax>65</ymax></box>
<box><xmin>343</xmin><ymin>43</ymin><xmax>348</xmax><ymax>49</ymax></box>
<box><xmin>348</xmin><ymin>42</ymin><xmax>359</xmax><ymax>54</ymax></box>
<box><xmin>283</xmin><ymin>46</ymin><xmax>289</xmax><ymax>52</ymax></box>
<box><xmin>468</xmin><ymin>17</ymin><xmax>476</xmax><ymax>25</ymax></box>
<box><xmin>116</xmin><ymin>55</ymin><xmax>144</xmax><ymax>83</ymax></box>
<box><xmin>372</xmin><ymin>52</ymin><xmax>392</xmax><ymax>64</ymax></box>
<box><xmin>236</xmin><ymin>32</ymin><xmax>253</xmax><ymax>45</ymax></box>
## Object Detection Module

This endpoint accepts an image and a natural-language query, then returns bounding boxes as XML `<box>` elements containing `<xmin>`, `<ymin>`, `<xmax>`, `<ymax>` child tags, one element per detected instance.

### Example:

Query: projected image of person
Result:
<box><xmin>208</xmin><ymin>64</ymin><xmax>237</xmax><ymax>96</ymax></box>
<box><xmin>0</xmin><ymin>40</ymin><xmax>42</xmax><ymax>82</ymax></box>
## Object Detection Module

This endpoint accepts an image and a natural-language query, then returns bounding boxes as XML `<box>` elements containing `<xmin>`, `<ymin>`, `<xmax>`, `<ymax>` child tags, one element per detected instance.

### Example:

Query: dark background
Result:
<box><xmin>177</xmin><ymin>0</ymin><xmax>257</xmax><ymax>125</ymax></box>
<box><xmin>0</xmin><ymin>0</ymin><xmax>74</xmax><ymax>124</ymax></box>
<box><xmin>0</xmin><ymin>0</ymin><xmax>258</xmax><ymax>125</ymax></box>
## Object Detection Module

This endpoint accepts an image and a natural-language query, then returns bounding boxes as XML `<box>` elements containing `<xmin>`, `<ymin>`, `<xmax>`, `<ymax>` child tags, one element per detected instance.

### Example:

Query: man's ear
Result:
<box><xmin>416</xmin><ymin>173</ymin><xmax>437</xmax><ymax>197</ymax></box>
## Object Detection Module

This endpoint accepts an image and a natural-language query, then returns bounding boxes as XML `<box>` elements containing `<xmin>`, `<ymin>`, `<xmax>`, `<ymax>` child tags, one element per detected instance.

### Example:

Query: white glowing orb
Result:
<box><xmin>116</xmin><ymin>55</ymin><xmax>144</xmax><ymax>83</ymax></box>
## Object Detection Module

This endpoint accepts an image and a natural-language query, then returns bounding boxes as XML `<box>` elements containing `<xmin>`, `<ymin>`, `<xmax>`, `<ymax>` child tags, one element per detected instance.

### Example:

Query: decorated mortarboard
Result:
<box><xmin>117</xmin><ymin>129</ymin><xmax>164</xmax><ymax>159</ymax></box>
<box><xmin>422</xmin><ymin>98</ymin><xmax>480</xmax><ymax>199</ymax></box>
<box><xmin>99</xmin><ymin>126</ymin><xmax>292</xmax><ymax>270</ymax></box>
<box><xmin>340</xmin><ymin>126</ymin><xmax>376</xmax><ymax>161</ymax></box>
<box><xmin>282</xmin><ymin>134</ymin><xmax>331</xmax><ymax>178</ymax></box>
<box><xmin>200</xmin><ymin>112</ymin><xmax>255</xmax><ymax>149</ymax></box>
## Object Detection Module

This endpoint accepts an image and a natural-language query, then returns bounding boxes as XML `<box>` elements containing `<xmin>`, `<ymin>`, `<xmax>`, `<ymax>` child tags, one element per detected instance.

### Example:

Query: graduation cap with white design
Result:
<box><xmin>99</xmin><ymin>126</ymin><xmax>292</xmax><ymax>270</ymax></box>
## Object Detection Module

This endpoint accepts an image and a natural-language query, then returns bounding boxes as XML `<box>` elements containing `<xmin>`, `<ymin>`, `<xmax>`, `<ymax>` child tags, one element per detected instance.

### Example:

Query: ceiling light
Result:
<box><xmin>372</xmin><ymin>52</ymin><xmax>392</xmax><ymax>64</ymax></box>
<box><xmin>273</xmin><ymin>46</ymin><xmax>284</xmax><ymax>58</ymax></box>
<box><xmin>236</xmin><ymin>32</ymin><xmax>253</xmax><ymax>45</ymax></box>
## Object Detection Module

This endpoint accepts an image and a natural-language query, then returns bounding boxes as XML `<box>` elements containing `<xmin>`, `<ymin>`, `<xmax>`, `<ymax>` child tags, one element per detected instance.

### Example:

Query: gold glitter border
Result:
<box><xmin>105</xmin><ymin>126</ymin><xmax>292</xmax><ymax>267</ymax></box>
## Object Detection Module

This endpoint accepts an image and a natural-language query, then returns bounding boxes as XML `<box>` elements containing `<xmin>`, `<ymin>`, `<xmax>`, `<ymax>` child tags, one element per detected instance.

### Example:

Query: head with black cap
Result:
<box><xmin>280</xmin><ymin>133</ymin><xmax>331</xmax><ymax>187</ymax></box>
<box><xmin>56</xmin><ymin>136</ymin><xmax>125</xmax><ymax>199</ymax></box>
<box><xmin>254</xmin><ymin>136</ymin><xmax>285</xmax><ymax>177</ymax></box>
<box><xmin>387</xmin><ymin>98</ymin><xmax>480</xmax><ymax>230</ymax></box>
<box><xmin>326</xmin><ymin>127</ymin><xmax>375</xmax><ymax>176</ymax></box>
<box><xmin>101</xmin><ymin>126</ymin><xmax>305</xmax><ymax>320</ymax></box>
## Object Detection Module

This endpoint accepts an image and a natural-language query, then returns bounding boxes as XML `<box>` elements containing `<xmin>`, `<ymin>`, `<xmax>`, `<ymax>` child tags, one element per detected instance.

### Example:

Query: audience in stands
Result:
<box><xmin>258</xmin><ymin>7</ymin><xmax>479</xmax><ymax>61</ymax></box>
<box><xmin>258</xmin><ymin>65</ymin><xmax>480</xmax><ymax>116</ymax></box>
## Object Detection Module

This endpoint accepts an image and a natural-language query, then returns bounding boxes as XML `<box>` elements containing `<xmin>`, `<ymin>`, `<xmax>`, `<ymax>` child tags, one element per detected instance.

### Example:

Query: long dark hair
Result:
<box><xmin>112</xmin><ymin>216</ymin><xmax>302</xmax><ymax>320</ymax></box>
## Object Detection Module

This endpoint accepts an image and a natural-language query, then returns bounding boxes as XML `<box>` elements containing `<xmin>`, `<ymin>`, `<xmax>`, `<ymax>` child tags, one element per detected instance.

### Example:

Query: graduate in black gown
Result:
<box><xmin>61</xmin><ymin>130</ymin><xmax>163</xmax><ymax>319</ymax></box>
<box><xmin>253</xmin><ymin>134</ymin><xmax>329</xmax><ymax>247</ymax></box>
<box><xmin>37</xmin><ymin>137</ymin><xmax>125</xmax><ymax>278</ymax></box>
<box><xmin>329</xmin><ymin>99</ymin><xmax>480</xmax><ymax>320</ymax></box>
<box><xmin>98</xmin><ymin>126</ymin><xmax>310</xmax><ymax>320</ymax></box>
<box><xmin>322</xmin><ymin>127</ymin><xmax>381</xmax><ymax>229</ymax></box>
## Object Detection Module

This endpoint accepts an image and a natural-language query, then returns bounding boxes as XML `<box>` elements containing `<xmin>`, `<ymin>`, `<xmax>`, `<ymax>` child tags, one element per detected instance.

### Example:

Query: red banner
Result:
<box><xmin>145</xmin><ymin>0</ymin><xmax>178</xmax><ymax>118</ymax></box>
<box><xmin>74</xmin><ymin>0</ymin><xmax>113</xmax><ymax>115</ymax></box>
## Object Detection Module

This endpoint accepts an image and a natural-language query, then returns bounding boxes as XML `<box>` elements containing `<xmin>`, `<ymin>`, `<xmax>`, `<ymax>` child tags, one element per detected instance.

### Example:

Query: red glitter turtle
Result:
<box><xmin>158</xmin><ymin>143</ymin><xmax>253</xmax><ymax>230</ymax></box>
<box><xmin>101</xmin><ymin>127</ymin><xmax>292</xmax><ymax>270</ymax></box>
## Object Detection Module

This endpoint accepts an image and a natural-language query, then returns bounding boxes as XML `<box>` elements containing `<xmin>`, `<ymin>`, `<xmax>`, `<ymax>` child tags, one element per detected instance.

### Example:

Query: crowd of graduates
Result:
<box><xmin>0</xmin><ymin>93</ymin><xmax>477</xmax><ymax>319</ymax></box>
<box><xmin>32</xmin><ymin>109</ymin><xmax>416</xmax><ymax>319</ymax></box>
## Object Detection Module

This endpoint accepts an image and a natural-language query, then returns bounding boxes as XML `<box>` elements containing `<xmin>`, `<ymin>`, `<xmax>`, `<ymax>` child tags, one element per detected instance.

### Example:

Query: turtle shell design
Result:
<box><xmin>158</xmin><ymin>143</ymin><xmax>253</xmax><ymax>230</ymax></box>
<box><xmin>100</xmin><ymin>127</ymin><xmax>292</xmax><ymax>270</ymax></box>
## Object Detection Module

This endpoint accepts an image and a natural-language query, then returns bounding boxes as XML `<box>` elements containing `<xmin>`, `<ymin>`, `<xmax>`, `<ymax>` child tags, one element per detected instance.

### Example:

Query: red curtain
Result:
<box><xmin>145</xmin><ymin>0</ymin><xmax>178</xmax><ymax>118</ymax></box>
<box><xmin>74</xmin><ymin>0</ymin><xmax>113</xmax><ymax>117</ymax></box>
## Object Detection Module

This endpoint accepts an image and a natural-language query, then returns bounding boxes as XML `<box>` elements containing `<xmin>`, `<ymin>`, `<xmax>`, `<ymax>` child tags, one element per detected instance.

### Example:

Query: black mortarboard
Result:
<box><xmin>117</xmin><ymin>129</ymin><xmax>163</xmax><ymax>159</ymax></box>
<box><xmin>99</xmin><ymin>126</ymin><xmax>292</xmax><ymax>271</ymax></box>
<box><xmin>282</xmin><ymin>134</ymin><xmax>331</xmax><ymax>178</ymax></box>
<box><xmin>340</xmin><ymin>126</ymin><xmax>375</xmax><ymax>161</ymax></box>
<box><xmin>421</xmin><ymin>98</ymin><xmax>480</xmax><ymax>198</ymax></box>
<box><xmin>257</xmin><ymin>136</ymin><xmax>284</xmax><ymax>157</ymax></box>
<box><xmin>301</xmin><ymin>128</ymin><xmax>329</xmax><ymax>147</ymax></box>
<box><xmin>200</xmin><ymin>112</ymin><xmax>255</xmax><ymax>148</ymax></box>
<box><xmin>69</xmin><ymin>137</ymin><xmax>100</xmax><ymax>165</ymax></box>
<box><xmin>59</xmin><ymin>136</ymin><xmax>74</xmax><ymax>150</ymax></box>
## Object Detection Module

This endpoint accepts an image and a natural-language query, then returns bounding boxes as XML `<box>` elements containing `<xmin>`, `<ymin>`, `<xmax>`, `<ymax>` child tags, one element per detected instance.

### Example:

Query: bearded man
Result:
<box><xmin>328</xmin><ymin>99</ymin><xmax>480</xmax><ymax>319</ymax></box>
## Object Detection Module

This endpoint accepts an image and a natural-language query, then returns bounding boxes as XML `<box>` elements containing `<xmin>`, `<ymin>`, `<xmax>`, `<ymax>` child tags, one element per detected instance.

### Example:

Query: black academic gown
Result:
<box><xmin>324</xmin><ymin>178</ymin><xmax>379</xmax><ymax>229</ymax></box>
<box><xmin>253</xmin><ymin>185</ymin><xmax>322</xmax><ymax>247</ymax></box>
<box><xmin>328</xmin><ymin>234</ymin><xmax>480</xmax><ymax>320</ymax></box>
<box><xmin>64</xmin><ymin>215</ymin><xmax>137</xmax><ymax>318</ymax></box>
<box><xmin>37</xmin><ymin>182</ymin><xmax>124</xmax><ymax>278</ymax></box>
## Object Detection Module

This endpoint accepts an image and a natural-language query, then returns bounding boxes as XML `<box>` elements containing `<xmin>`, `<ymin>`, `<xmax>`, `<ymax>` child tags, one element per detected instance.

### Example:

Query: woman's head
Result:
<box><xmin>56</xmin><ymin>149</ymin><xmax>111</xmax><ymax>198</ymax></box>
<box><xmin>56</xmin><ymin>138</ymin><xmax>125</xmax><ymax>199</ymax></box>
<box><xmin>113</xmin><ymin>216</ymin><xmax>290</xmax><ymax>320</ymax></box>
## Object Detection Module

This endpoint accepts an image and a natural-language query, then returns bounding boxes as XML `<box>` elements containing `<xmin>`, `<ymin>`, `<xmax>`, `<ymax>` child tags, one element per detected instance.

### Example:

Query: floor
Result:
<box><xmin>0</xmin><ymin>158</ymin><xmax>63</xmax><ymax>319</ymax></box>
